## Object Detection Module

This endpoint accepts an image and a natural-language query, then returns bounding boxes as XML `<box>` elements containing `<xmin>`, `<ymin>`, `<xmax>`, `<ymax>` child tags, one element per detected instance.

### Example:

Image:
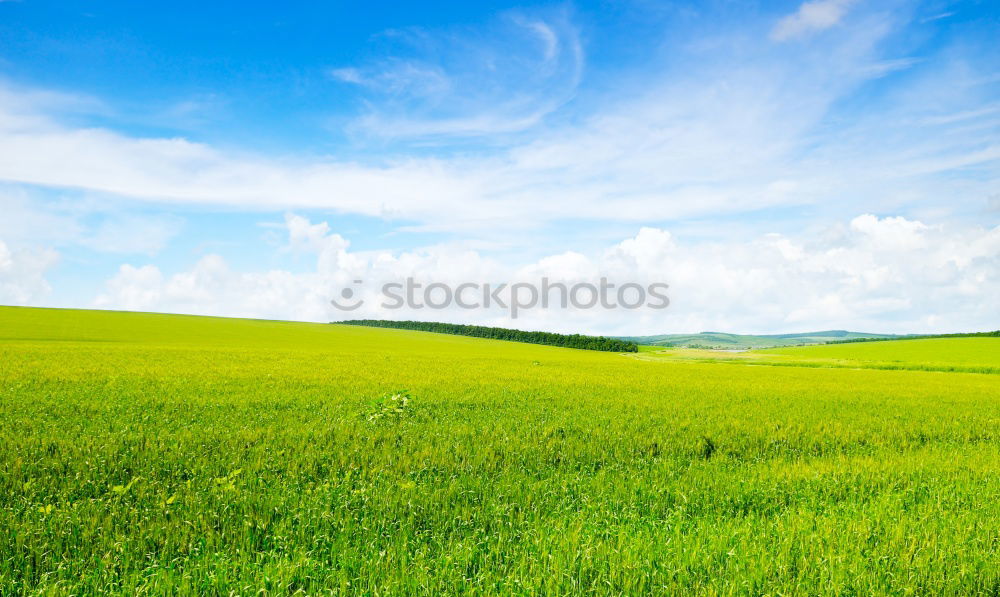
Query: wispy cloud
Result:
<box><xmin>856</xmin><ymin>57</ymin><xmax>922</xmax><ymax>78</ymax></box>
<box><xmin>0</xmin><ymin>14</ymin><xmax>996</xmax><ymax>238</ymax></box>
<box><xmin>920</xmin><ymin>11</ymin><xmax>954</xmax><ymax>23</ymax></box>
<box><xmin>326</xmin><ymin>10</ymin><xmax>583</xmax><ymax>139</ymax></box>
<box><xmin>82</xmin><ymin>213</ymin><xmax>183</xmax><ymax>255</ymax></box>
<box><xmin>770</xmin><ymin>0</ymin><xmax>857</xmax><ymax>41</ymax></box>
<box><xmin>328</xmin><ymin>67</ymin><xmax>365</xmax><ymax>85</ymax></box>
<box><xmin>331</xmin><ymin>61</ymin><xmax>452</xmax><ymax>98</ymax></box>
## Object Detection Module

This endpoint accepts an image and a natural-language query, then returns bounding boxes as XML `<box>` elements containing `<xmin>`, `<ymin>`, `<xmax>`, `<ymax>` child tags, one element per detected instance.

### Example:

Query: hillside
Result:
<box><xmin>620</xmin><ymin>330</ymin><xmax>900</xmax><ymax>349</ymax></box>
<box><xmin>633</xmin><ymin>336</ymin><xmax>1000</xmax><ymax>374</ymax></box>
<box><xmin>758</xmin><ymin>336</ymin><xmax>1000</xmax><ymax>373</ymax></box>
<box><xmin>3</xmin><ymin>306</ymin><xmax>1000</xmax><ymax>594</ymax></box>
<box><xmin>337</xmin><ymin>319</ymin><xmax>638</xmax><ymax>352</ymax></box>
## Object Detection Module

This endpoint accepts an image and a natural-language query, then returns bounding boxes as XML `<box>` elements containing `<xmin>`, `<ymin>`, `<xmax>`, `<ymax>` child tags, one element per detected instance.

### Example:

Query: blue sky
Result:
<box><xmin>0</xmin><ymin>0</ymin><xmax>997</xmax><ymax>334</ymax></box>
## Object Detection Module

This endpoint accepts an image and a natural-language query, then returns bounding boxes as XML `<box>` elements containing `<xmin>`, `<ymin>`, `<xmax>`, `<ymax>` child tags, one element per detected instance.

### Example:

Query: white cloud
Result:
<box><xmin>2</xmin><ymin>5</ymin><xmax>998</xmax><ymax>338</ymax></box>
<box><xmin>82</xmin><ymin>213</ymin><xmax>183</xmax><ymax>255</ymax></box>
<box><xmin>989</xmin><ymin>193</ymin><xmax>1000</xmax><ymax>212</ymax></box>
<box><xmin>284</xmin><ymin>213</ymin><xmax>347</xmax><ymax>254</ymax></box>
<box><xmin>95</xmin><ymin>256</ymin><xmax>335</xmax><ymax>322</ymax></box>
<box><xmin>328</xmin><ymin>67</ymin><xmax>366</xmax><ymax>85</ymax></box>
<box><xmin>771</xmin><ymin>0</ymin><xmax>856</xmax><ymax>41</ymax></box>
<box><xmin>96</xmin><ymin>264</ymin><xmax>163</xmax><ymax>311</ymax></box>
<box><xmin>0</xmin><ymin>188</ymin><xmax>182</xmax><ymax>255</ymax></box>
<box><xmin>0</xmin><ymin>188</ymin><xmax>84</xmax><ymax>246</ymax></box>
<box><xmin>849</xmin><ymin>213</ymin><xmax>928</xmax><ymax>251</ymax></box>
<box><xmin>857</xmin><ymin>57</ymin><xmax>922</xmax><ymax>79</ymax></box>
<box><xmin>327</xmin><ymin>11</ymin><xmax>583</xmax><ymax>138</ymax></box>
<box><xmin>920</xmin><ymin>12</ymin><xmax>954</xmax><ymax>24</ymax></box>
<box><xmin>522</xmin><ymin>20</ymin><xmax>559</xmax><ymax>62</ymax></box>
<box><xmin>333</xmin><ymin>61</ymin><xmax>452</xmax><ymax>98</ymax></box>
<box><xmin>92</xmin><ymin>214</ymin><xmax>1000</xmax><ymax>335</ymax></box>
<box><xmin>0</xmin><ymin>10</ymin><xmax>996</xmax><ymax>239</ymax></box>
<box><xmin>0</xmin><ymin>238</ymin><xmax>58</xmax><ymax>305</ymax></box>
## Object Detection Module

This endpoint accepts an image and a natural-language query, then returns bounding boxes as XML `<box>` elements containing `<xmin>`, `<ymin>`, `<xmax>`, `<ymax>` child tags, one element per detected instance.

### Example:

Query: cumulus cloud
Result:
<box><xmin>92</xmin><ymin>214</ymin><xmax>1000</xmax><ymax>335</ymax></box>
<box><xmin>284</xmin><ymin>213</ymin><xmax>349</xmax><ymax>255</ymax></box>
<box><xmin>849</xmin><ymin>214</ymin><xmax>928</xmax><ymax>251</ymax></box>
<box><xmin>771</xmin><ymin>0</ymin><xmax>857</xmax><ymax>41</ymax></box>
<box><xmin>95</xmin><ymin>256</ymin><xmax>336</xmax><ymax>322</ymax></box>
<box><xmin>0</xmin><ymin>239</ymin><xmax>58</xmax><ymax>305</ymax></box>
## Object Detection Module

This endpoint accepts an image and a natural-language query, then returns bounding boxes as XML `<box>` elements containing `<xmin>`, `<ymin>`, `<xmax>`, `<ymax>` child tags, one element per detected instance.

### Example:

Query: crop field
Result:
<box><xmin>760</xmin><ymin>338</ymin><xmax>1000</xmax><ymax>372</ymax></box>
<box><xmin>637</xmin><ymin>338</ymin><xmax>1000</xmax><ymax>374</ymax></box>
<box><xmin>2</xmin><ymin>306</ymin><xmax>1000</xmax><ymax>595</ymax></box>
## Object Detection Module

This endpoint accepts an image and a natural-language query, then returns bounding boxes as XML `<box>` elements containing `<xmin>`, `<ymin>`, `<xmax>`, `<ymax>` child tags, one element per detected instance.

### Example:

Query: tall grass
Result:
<box><xmin>1</xmin><ymin>307</ymin><xmax>999</xmax><ymax>594</ymax></box>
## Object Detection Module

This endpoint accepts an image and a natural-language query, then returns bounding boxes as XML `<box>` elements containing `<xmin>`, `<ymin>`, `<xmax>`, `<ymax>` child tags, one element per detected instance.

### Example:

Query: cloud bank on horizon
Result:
<box><xmin>0</xmin><ymin>0</ymin><xmax>997</xmax><ymax>335</ymax></box>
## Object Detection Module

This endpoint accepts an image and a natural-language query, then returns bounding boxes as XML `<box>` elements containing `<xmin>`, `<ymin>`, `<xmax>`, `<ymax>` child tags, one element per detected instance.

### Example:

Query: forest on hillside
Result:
<box><xmin>336</xmin><ymin>320</ymin><xmax>639</xmax><ymax>352</ymax></box>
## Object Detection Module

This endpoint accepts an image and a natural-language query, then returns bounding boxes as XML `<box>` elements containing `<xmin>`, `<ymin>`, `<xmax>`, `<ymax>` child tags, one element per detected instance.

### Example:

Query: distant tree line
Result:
<box><xmin>826</xmin><ymin>330</ymin><xmax>1000</xmax><ymax>344</ymax></box>
<box><xmin>336</xmin><ymin>320</ymin><xmax>639</xmax><ymax>352</ymax></box>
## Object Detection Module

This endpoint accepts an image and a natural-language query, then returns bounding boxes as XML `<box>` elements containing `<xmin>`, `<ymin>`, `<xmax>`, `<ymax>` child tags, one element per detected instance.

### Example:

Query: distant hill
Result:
<box><xmin>618</xmin><ymin>330</ymin><xmax>904</xmax><ymax>349</ymax></box>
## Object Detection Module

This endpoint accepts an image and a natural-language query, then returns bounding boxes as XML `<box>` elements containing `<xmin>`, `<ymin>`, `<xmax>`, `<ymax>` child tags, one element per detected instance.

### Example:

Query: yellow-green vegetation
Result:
<box><xmin>761</xmin><ymin>337</ymin><xmax>1000</xmax><ymax>372</ymax></box>
<box><xmin>638</xmin><ymin>337</ymin><xmax>1000</xmax><ymax>374</ymax></box>
<box><xmin>2</xmin><ymin>306</ymin><xmax>999</xmax><ymax>595</ymax></box>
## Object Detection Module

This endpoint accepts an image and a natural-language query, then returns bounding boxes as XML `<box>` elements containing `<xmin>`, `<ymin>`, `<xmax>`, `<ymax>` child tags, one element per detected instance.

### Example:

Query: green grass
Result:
<box><xmin>620</xmin><ymin>330</ymin><xmax>901</xmax><ymax>349</ymax></box>
<box><xmin>635</xmin><ymin>337</ymin><xmax>1000</xmax><ymax>374</ymax></box>
<box><xmin>2</xmin><ymin>306</ymin><xmax>1000</xmax><ymax>595</ymax></box>
<box><xmin>761</xmin><ymin>337</ymin><xmax>1000</xmax><ymax>370</ymax></box>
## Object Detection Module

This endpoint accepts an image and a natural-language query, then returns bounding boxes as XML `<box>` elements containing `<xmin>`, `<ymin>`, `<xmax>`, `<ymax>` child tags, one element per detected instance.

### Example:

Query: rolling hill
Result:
<box><xmin>620</xmin><ymin>330</ymin><xmax>903</xmax><ymax>349</ymax></box>
<box><xmin>2</xmin><ymin>306</ymin><xmax>999</xmax><ymax>594</ymax></box>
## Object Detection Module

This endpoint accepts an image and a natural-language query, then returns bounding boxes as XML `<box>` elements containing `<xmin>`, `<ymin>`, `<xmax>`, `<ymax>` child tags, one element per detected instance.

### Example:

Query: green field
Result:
<box><xmin>760</xmin><ymin>337</ymin><xmax>1000</xmax><ymax>371</ymax></box>
<box><xmin>2</xmin><ymin>306</ymin><xmax>1000</xmax><ymax>595</ymax></box>
<box><xmin>633</xmin><ymin>338</ymin><xmax>1000</xmax><ymax>375</ymax></box>
<box><xmin>620</xmin><ymin>330</ymin><xmax>902</xmax><ymax>349</ymax></box>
